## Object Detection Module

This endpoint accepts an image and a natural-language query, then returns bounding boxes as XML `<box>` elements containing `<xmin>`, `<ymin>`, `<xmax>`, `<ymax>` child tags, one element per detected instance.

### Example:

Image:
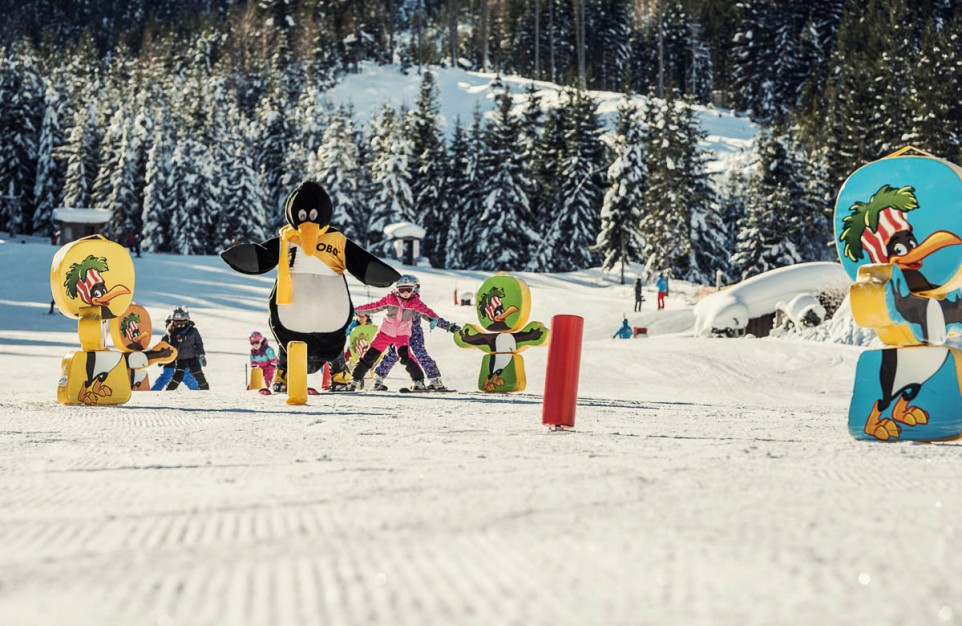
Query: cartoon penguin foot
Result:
<box><xmin>864</xmin><ymin>402</ymin><xmax>901</xmax><ymax>441</ymax></box>
<box><xmin>491</xmin><ymin>375</ymin><xmax>505</xmax><ymax>387</ymax></box>
<box><xmin>483</xmin><ymin>379</ymin><xmax>497</xmax><ymax>392</ymax></box>
<box><xmin>92</xmin><ymin>380</ymin><xmax>112</xmax><ymax>398</ymax></box>
<box><xmin>892</xmin><ymin>396</ymin><xmax>929</xmax><ymax>426</ymax></box>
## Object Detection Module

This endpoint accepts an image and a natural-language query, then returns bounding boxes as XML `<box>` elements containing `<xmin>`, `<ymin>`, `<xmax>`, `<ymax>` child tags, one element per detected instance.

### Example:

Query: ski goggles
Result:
<box><xmin>397</xmin><ymin>286</ymin><xmax>415</xmax><ymax>295</ymax></box>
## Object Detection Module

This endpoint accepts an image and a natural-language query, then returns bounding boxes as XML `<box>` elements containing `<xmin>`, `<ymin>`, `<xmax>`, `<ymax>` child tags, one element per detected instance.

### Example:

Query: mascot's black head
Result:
<box><xmin>285</xmin><ymin>180</ymin><xmax>333</xmax><ymax>229</ymax></box>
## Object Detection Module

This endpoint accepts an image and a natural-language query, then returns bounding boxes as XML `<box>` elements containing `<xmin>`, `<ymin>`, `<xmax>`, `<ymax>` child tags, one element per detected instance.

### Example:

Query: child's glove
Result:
<box><xmin>199</xmin><ymin>355</ymin><xmax>207</xmax><ymax>367</ymax></box>
<box><xmin>429</xmin><ymin>318</ymin><xmax>438</xmax><ymax>331</ymax></box>
<box><xmin>448</xmin><ymin>324</ymin><xmax>462</xmax><ymax>334</ymax></box>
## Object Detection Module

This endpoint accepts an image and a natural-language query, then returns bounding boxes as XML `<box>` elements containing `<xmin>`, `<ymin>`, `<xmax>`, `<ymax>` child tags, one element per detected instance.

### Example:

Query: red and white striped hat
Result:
<box><xmin>484</xmin><ymin>296</ymin><xmax>502</xmax><ymax>321</ymax></box>
<box><xmin>859</xmin><ymin>207</ymin><xmax>912</xmax><ymax>263</ymax></box>
<box><xmin>75</xmin><ymin>268</ymin><xmax>103</xmax><ymax>305</ymax></box>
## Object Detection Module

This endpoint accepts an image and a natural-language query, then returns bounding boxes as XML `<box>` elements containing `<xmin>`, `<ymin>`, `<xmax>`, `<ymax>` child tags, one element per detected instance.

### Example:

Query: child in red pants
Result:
<box><xmin>350</xmin><ymin>274</ymin><xmax>441</xmax><ymax>390</ymax></box>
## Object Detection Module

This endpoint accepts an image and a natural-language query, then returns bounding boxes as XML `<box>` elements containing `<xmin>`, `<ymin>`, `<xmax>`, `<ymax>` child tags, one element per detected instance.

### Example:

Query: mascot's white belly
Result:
<box><xmin>276</xmin><ymin>245</ymin><xmax>351</xmax><ymax>333</ymax></box>
<box><xmin>492</xmin><ymin>333</ymin><xmax>517</xmax><ymax>371</ymax></box>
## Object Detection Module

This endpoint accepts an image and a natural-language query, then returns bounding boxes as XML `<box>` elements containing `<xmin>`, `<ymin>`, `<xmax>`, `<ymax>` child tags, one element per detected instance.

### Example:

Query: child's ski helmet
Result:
<box><xmin>394</xmin><ymin>274</ymin><xmax>420</xmax><ymax>298</ymax></box>
<box><xmin>249</xmin><ymin>331</ymin><xmax>264</xmax><ymax>344</ymax></box>
<box><xmin>171</xmin><ymin>306</ymin><xmax>190</xmax><ymax>321</ymax></box>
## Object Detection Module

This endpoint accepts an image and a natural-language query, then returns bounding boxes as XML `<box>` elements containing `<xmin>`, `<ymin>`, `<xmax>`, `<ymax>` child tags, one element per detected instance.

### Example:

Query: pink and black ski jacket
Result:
<box><xmin>355</xmin><ymin>292</ymin><xmax>440</xmax><ymax>339</ymax></box>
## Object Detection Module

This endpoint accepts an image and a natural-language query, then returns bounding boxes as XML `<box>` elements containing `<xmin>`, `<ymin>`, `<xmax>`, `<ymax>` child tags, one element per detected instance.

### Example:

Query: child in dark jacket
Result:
<box><xmin>163</xmin><ymin>306</ymin><xmax>210</xmax><ymax>390</ymax></box>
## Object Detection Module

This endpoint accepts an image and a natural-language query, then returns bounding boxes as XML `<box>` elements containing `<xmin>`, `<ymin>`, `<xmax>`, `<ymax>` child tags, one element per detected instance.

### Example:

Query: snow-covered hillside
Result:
<box><xmin>2</xmin><ymin>239</ymin><xmax>960</xmax><ymax>626</ymax></box>
<box><xmin>328</xmin><ymin>63</ymin><xmax>755</xmax><ymax>175</ymax></box>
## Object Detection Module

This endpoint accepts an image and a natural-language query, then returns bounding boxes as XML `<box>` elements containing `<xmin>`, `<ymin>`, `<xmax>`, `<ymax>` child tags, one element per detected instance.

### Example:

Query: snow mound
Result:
<box><xmin>693</xmin><ymin>262</ymin><xmax>850</xmax><ymax>337</ymax></box>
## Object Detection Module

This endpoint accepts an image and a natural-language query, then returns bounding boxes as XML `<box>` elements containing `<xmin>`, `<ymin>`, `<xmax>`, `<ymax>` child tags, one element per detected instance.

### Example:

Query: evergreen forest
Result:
<box><xmin>2</xmin><ymin>0</ymin><xmax>962</xmax><ymax>282</ymax></box>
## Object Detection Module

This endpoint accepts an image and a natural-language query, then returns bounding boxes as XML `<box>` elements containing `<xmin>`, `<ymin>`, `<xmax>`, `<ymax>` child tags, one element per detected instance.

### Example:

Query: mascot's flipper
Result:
<box><xmin>221</xmin><ymin>238</ymin><xmax>281</xmax><ymax>275</ymax></box>
<box><xmin>345</xmin><ymin>239</ymin><xmax>400</xmax><ymax>287</ymax></box>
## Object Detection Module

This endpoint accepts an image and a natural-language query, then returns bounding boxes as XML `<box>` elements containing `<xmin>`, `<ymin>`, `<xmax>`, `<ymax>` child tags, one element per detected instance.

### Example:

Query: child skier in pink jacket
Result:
<box><xmin>351</xmin><ymin>274</ymin><xmax>441</xmax><ymax>390</ymax></box>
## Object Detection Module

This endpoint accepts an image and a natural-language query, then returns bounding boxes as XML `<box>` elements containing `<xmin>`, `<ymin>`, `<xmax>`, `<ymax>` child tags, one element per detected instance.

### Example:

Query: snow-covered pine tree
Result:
<box><xmin>0</xmin><ymin>42</ymin><xmax>42</xmax><ymax>234</ymax></box>
<box><xmin>449</xmin><ymin>106</ymin><xmax>488</xmax><ymax>269</ymax></box>
<box><xmin>90</xmin><ymin>104</ymin><xmax>126</xmax><ymax>213</ymax></box>
<box><xmin>216</xmin><ymin>107</ymin><xmax>271</xmax><ymax>250</ymax></box>
<box><xmin>661</xmin><ymin>0</ymin><xmax>712</xmax><ymax>103</ymax></box>
<box><xmin>442</xmin><ymin>117</ymin><xmax>471</xmax><ymax>270</ymax></box>
<box><xmin>677</xmin><ymin>96</ymin><xmax>727</xmax><ymax>283</ymax></box>
<box><xmin>32</xmin><ymin>80</ymin><xmax>67</xmax><ymax>236</ymax></box>
<box><xmin>476</xmin><ymin>77</ymin><xmax>537</xmax><ymax>271</ymax></box>
<box><xmin>367</xmin><ymin>104</ymin><xmax>415</xmax><ymax>247</ymax></box>
<box><xmin>913</xmin><ymin>15</ymin><xmax>962</xmax><ymax>164</ymax></box>
<box><xmin>142</xmin><ymin>105</ymin><xmax>176</xmax><ymax>253</ymax></box>
<box><xmin>517</xmin><ymin>83</ymin><xmax>547</xmax><ymax>237</ymax></box>
<box><xmin>169</xmin><ymin>134</ymin><xmax>217</xmax><ymax>255</ymax></box>
<box><xmin>731</xmin><ymin>0</ymin><xmax>776</xmax><ymax>120</ymax></box>
<box><xmin>406</xmin><ymin>69</ymin><xmax>447</xmax><ymax>266</ymax></box>
<box><xmin>586</xmin><ymin>0</ymin><xmax>633</xmax><ymax>91</ymax></box>
<box><xmin>530</xmin><ymin>88</ymin><xmax>605</xmax><ymax>272</ymax></box>
<box><xmin>592</xmin><ymin>97</ymin><xmax>646</xmax><ymax>281</ymax></box>
<box><xmin>731</xmin><ymin>120</ymin><xmax>815</xmax><ymax>279</ymax></box>
<box><xmin>59</xmin><ymin>100</ymin><xmax>100</xmax><ymax>212</ymax></box>
<box><xmin>253</xmin><ymin>82</ymin><xmax>295</xmax><ymax>229</ymax></box>
<box><xmin>642</xmin><ymin>91</ymin><xmax>714</xmax><ymax>281</ymax></box>
<box><xmin>311</xmin><ymin>108</ymin><xmax>363</xmax><ymax>241</ymax></box>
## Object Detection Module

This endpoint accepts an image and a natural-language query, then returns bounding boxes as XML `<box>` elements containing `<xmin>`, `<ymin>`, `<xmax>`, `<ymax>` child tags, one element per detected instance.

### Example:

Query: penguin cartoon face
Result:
<box><xmin>284</xmin><ymin>181</ymin><xmax>333</xmax><ymax>257</ymax></box>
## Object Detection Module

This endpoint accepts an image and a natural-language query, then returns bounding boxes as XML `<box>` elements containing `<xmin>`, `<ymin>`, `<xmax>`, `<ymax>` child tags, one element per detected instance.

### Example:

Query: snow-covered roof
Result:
<box><xmin>53</xmin><ymin>208</ymin><xmax>113</xmax><ymax>224</ymax></box>
<box><xmin>693</xmin><ymin>262</ymin><xmax>850</xmax><ymax>337</ymax></box>
<box><xmin>383</xmin><ymin>222</ymin><xmax>425</xmax><ymax>240</ymax></box>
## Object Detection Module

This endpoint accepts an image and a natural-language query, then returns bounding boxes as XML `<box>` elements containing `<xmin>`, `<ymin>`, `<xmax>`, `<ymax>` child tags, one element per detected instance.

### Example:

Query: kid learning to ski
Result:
<box><xmin>371</xmin><ymin>311</ymin><xmax>461</xmax><ymax>391</ymax></box>
<box><xmin>162</xmin><ymin>306</ymin><xmax>210</xmax><ymax>390</ymax></box>
<box><xmin>350</xmin><ymin>275</ymin><xmax>456</xmax><ymax>390</ymax></box>
<box><xmin>249</xmin><ymin>331</ymin><xmax>278</xmax><ymax>387</ymax></box>
<box><xmin>152</xmin><ymin>313</ymin><xmax>199</xmax><ymax>390</ymax></box>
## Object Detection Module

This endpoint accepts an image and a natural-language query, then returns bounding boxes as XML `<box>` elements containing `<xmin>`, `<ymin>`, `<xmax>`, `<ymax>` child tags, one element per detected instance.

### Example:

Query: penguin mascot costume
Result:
<box><xmin>221</xmin><ymin>180</ymin><xmax>400</xmax><ymax>392</ymax></box>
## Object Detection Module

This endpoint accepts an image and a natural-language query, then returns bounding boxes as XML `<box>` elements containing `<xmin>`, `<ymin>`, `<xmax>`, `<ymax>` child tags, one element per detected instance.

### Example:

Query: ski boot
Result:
<box><xmin>352</xmin><ymin>378</ymin><xmax>365</xmax><ymax>392</ymax></box>
<box><xmin>410</xmin><ymin>379</ymin><xmax>428</xmax><ymax>392</ymax></box>
<box><xmin>371</xmin><ymin>375</ymin><xmax>388</xmax><ymax>391</ymax></box>
<box><xmin>428</xmin><ymin>376</ymin><xmax>449</xmax><ymax>392</ymax></box>
<box><xmin>272</xmin><ymin>370</ymin><xmax>287</xmax><ymax>393</ymax></box>
<box><xmin>329</xmin><ymin>370</ymin><xmax>355</xmax><ymax>392</ymax></box>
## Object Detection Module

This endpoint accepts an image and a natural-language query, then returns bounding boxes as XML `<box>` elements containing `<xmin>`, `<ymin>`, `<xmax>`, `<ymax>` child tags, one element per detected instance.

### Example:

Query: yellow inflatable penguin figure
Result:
<box><xmin>221</xmin><ymin>180</ymin><xmax>401</xmax><ymax>393</ymax></box>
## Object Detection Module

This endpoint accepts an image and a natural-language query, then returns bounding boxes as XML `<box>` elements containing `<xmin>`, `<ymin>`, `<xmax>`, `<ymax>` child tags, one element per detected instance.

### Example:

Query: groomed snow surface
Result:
<box><xmin>1</xmin><ymin>239</ymin><xmax>960</xmax><ymax>626</ymax></box>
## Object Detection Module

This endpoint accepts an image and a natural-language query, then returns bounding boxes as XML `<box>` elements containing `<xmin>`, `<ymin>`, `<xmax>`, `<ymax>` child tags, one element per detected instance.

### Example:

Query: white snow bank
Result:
<box><xmin>693</xmin><ymin>262</ymin><xmax>851</xmax><ymax>337</ymax></box>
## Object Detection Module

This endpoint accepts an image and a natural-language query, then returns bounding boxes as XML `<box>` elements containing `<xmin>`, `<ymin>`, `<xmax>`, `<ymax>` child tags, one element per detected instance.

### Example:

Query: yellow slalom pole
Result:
<box><xmin>286</xmin><ymin>341</ymin><xmax>308</xmax><ymax>405</ymax></box>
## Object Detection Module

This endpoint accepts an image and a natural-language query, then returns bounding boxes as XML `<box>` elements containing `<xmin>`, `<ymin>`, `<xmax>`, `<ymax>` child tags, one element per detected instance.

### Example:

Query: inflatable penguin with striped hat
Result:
<box><xmin>221</xmin><ymin>180</ymin><xmax>400</xmax><ymax>391</ymax></box>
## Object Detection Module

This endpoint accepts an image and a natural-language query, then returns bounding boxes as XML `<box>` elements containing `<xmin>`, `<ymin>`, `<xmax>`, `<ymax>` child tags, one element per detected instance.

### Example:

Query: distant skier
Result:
<box><xmin>162</xmin><ymin>306</ymin><xmax>210</xmax><ymax>390</ymax></box>
<box><xmin>633</xmin><ymin>277</ymin><xmax>644</xmax><ymax>312</ymax></box>
<box><xmin>613</xmin><ymin>318</ymin><xmax>633</xmax><ymax>339</ymax></box>
<box><xmin>656</xmin><ymin>273</ymin><xmax>669</xmax><ymax>310</ymax></box>
<box><xmin>249</xmin><ymin>331</ymin><xmax>278</xmax><ymax>387</ymax></box>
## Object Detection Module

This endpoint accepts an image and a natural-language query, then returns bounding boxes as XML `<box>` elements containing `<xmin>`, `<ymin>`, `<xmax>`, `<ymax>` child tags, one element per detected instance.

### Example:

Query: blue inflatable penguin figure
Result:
<box><xmin>221</xmin><ymin>181</ymin><xmax>400</xmax><ymax>392</ymax></box>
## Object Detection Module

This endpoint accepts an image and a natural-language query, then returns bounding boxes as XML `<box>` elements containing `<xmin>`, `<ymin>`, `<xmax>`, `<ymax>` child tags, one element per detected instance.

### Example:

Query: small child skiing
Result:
<box><xmin>351</xmin><ymin>275</ymin><xmax>454</xmax><ymax>390</ymax></box>
<box><xmin>152</xmin><ymin>313</ymin><xmax>198</xmax><ymax>390</ymax></box>
<box><xmin>249</xmin><ymin>331</ymin><xmax>278</xmax><ymax>387</ymax></box>
<box><xmin>162</xmin><ymin>306</ymin><xmax>210</xmax><ymax>390</ymax></box>
<box><xmin>613</xmin><ymin>318</ymin><xmax>633</xmax><ymax>339</ymax></box>
<box><xmin>371</xmin><ymin>313</ymin><xmax>460</xmax><ymax>391</ymax></box>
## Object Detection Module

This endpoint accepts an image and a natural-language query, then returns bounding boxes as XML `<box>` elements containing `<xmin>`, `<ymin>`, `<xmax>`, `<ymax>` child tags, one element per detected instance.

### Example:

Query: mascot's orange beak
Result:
<box><xmin>494</xmin><ymin>305</ymin><xmax>520</xmax><ymax>322</ymax></box>
<box><xmin>90</xmin><ymin>285</ymin><xmax>131</xmax><ymax>307</ymax></box>
<box><xmin>891</xmin><ymin>230</ymin><xmax>962</xmax><ymax>271</ymax></box>
<box><xmin>297</xmin><ymin>223</ymin><xmax>329</xmax><ymax>257</ymax></box>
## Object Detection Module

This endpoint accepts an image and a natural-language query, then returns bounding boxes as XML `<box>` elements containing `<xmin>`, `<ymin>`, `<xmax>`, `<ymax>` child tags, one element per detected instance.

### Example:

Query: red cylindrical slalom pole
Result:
<box><xmin>542</xmin><ymin>315</ymin><xmax>584</xmax><ymax>429</ymax></box>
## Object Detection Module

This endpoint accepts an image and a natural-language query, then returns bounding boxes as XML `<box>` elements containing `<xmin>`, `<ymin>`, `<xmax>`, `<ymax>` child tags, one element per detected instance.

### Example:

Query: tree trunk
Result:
<box><xmin>448</xmin><ymin>0</ymin><xmax>459</xmax><ymax>65</ymax></box>
<box><xmin>481</xmin><ymin>0</ymin><xmax>489</xmax><ymax>71</ymax></box>
<box><xmin>533</xmin><ymin>0</ymin><xmax>540</xmax><ymax>79</ymax></box>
